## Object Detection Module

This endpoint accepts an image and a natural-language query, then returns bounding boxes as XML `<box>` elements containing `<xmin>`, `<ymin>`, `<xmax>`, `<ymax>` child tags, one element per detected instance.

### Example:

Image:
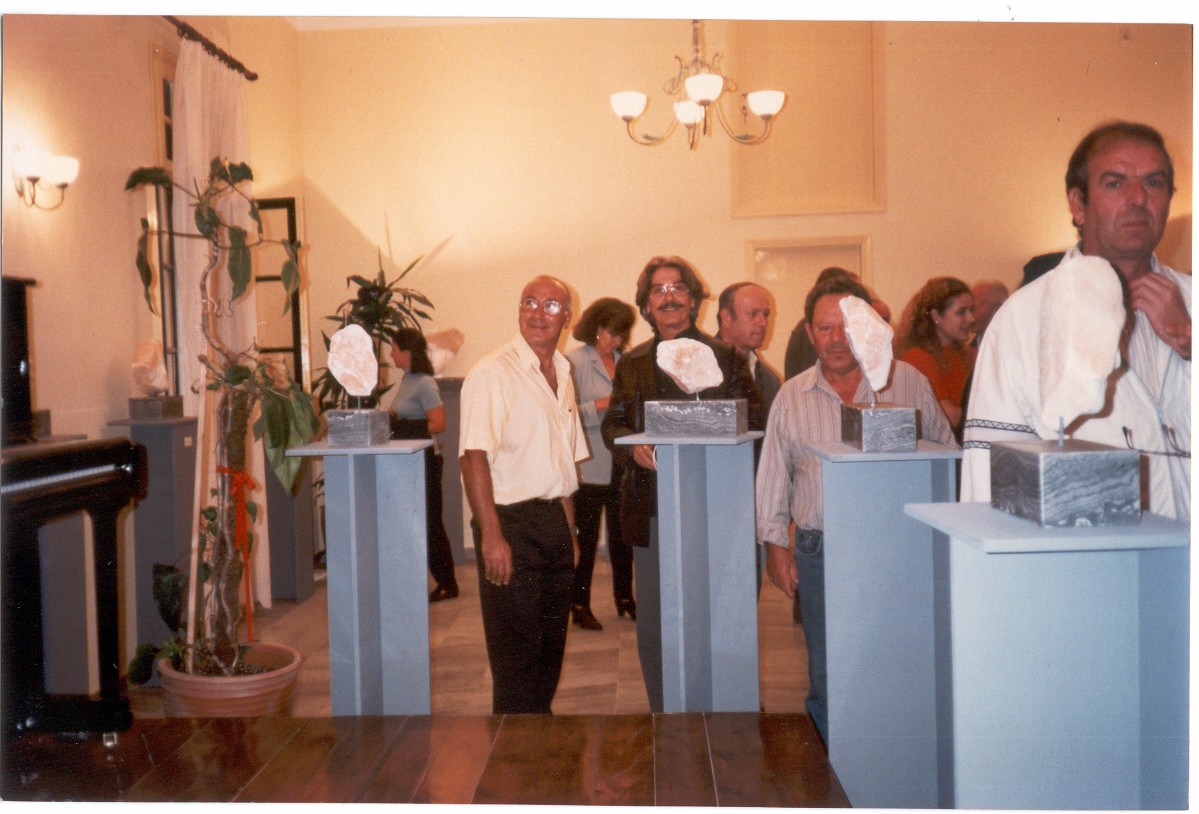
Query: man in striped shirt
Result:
<box><xmin>755</xmin><ymin>276</ymin><xmax>955</xmax><ymax>743</ymax></box>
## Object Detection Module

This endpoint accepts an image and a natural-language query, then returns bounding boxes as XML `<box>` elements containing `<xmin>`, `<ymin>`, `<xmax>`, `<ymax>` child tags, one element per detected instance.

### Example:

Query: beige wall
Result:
<box><xmin>2</xmin><ymin>15</ymin><xmax>1192</xmax><ymax>432</ymax></box>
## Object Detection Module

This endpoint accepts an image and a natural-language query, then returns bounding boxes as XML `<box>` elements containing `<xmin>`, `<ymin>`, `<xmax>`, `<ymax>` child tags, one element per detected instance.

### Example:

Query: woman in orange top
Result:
<box><xmin>898</xmin><ymin>277</ymin><xmax>977</xmax><ymax>438</ymax></box>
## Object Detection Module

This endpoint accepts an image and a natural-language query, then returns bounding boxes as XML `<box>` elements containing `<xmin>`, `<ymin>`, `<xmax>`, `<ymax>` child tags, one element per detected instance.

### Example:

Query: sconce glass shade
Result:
<box><xmin>13</xmin><ymin>147</ymin><xmax>52</xmax><ymax>182</ymax></box>
<box><xmin>747</xmin><ymin>90</ymin><xmax>786</xmax><ymax>119</ymax></box>
<box><xmin>610</xmin><ymin>91</ymin><xmax>648</xmax><ymax>121</ymax></box>
<box><xmin>684</xmin><ymin>73</ymin><xmax>725</xmax><ymax>104</ymax></box>
<box><xmin>45</xmin><ymin>156</ymin><xmax>80</xmax><ymax>187</ymax></box>
<box><xmin>673</xmin><ymin>100</ymin><xmax>705</xmax><ymax>126</ymax></box>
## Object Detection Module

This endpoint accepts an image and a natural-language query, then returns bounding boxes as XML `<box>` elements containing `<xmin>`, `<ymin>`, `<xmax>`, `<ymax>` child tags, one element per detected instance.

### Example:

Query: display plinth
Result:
<box><xmin>905</xmin><ymin>501</ymin><xmax>1188</xmax><ymax>810</ymax></box>
<box><xmin>615</xmin><ymin>431</ymin><xmax>762</xmax><ymax>713</ymax></box>
<box><xmin>287</xmin><ymin>440</ymin><xmax>432</xmax><ymax>715</ymax></box>
<box><xmin>810</xmin><ymin>440</ymin><xmax>960</xmax><ymax>809</ymax></box>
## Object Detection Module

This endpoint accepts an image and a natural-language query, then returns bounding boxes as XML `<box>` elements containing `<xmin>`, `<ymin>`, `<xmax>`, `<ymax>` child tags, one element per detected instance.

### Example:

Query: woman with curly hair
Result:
<box><xmin>566</xmin><ymin>297</ymin><xmax>637</xmax><ymax>630</ymax></box>
<box><xmin>898</xmin><ymin>277</ymin><xmax>977</xmax><ymax>437</ymax></box>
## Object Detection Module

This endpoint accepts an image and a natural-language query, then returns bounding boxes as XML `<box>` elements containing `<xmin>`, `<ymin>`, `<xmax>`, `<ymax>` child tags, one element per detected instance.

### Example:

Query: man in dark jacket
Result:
<box><xmin>601</xmin><ymin>255</ymin><xmax>763</xmax><ymax>710</ymax></box>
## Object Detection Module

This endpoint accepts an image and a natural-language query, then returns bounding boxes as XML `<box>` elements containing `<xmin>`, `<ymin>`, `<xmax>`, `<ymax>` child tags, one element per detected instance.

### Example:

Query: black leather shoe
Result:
<box><xmin>429</xmin><ymin>585</ymin><xmax>459</xmax><ymax>603</ymax></box>
<box><xmin>615</xmin><ymin>598</ymin><xmax>637</xmax><ymax>621</ymax></box>
<box><xmin>571</xmin><ymin>605</ymin><xmax>603</xmax><ymax>630</ymax></box>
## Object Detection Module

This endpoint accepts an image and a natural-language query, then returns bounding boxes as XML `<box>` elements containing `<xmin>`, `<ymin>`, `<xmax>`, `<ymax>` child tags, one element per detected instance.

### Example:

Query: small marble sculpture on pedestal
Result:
<box><xmin>325</xmin><ymin>324</ymin><xmax>389</xmax><ymax>446</ymax></box>
<box><xmin>988</xmin><ymin>255</ymin><xmax>1140</xmax><ymax>526</ymax></box>
<box><xmin>837</xmin><ymin>296</ymin><xmax>915</xmax><ymax>452</ymax></box>
<box><xmin>129</xmin><ymin>339</ymin><xmax>183</xmax><ymax>419</ymax></box>
<box><xmin>644</xmin><ymin>338</ymin><xmax>747</xmax><ymax>437</ymax></box>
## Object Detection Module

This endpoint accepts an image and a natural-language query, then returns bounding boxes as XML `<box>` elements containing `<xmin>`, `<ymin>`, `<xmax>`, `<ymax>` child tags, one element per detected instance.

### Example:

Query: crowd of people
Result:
<box><xmin>390</xmin><ymin>120</ymin><xmax>1190</xmax><ymax>726</ymax></box>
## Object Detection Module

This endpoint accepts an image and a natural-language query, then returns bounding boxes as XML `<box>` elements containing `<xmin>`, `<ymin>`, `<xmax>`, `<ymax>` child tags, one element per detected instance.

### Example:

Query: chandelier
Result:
<box><xmin>610</xmin><ymin>20</ymin><xmax>785</xmax><ymax>150</ymax></box>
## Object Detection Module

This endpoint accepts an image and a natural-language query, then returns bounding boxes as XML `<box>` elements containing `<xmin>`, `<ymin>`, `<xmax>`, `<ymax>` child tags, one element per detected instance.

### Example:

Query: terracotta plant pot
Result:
<box><xmin>158</xmin><ymin>641</ymin><xmax>302</xmax><ymax>718</ymax></box>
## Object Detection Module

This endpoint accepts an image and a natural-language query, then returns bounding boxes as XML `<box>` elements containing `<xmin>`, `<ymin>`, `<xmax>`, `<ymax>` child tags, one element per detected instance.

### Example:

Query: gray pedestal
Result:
<box><xmin>615</xmin><ymin>431</ymin><xmax>762</xmax><ymax>713</ymax></box>
<box><xmin>264</xmin><ymin>449</ymin><xmax>314</xmax><ymax>602</ymax></box>
<box><xmin>437</xmin><ymin>377</ymin><xmax>465</xmax><ymax>564</ymax></box>
<box><xmin>287</xmin><ymin>440</ymin><xmax>432</xmax><ymax>715</ymax></box>
<box><xmin>109</xmin><ymin>417</ymin><xmax>197</xmax><ymax>651</ymax></box>
<box><xmin>906</xmin><ymin>502</ymin><xmax>1188</xmax><ymax>810</ymax></box>
<box><xmin>811</xmin><ymin>440</ymin><xmax>960</xmax><ymax>809</ymax></box>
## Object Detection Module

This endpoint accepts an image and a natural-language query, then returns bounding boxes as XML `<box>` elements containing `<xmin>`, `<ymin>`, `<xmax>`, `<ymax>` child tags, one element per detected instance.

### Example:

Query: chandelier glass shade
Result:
<box><xmin>610</xmin><ymin>20</ymin><xmax>785</xmax><ymax>150</ymax></box>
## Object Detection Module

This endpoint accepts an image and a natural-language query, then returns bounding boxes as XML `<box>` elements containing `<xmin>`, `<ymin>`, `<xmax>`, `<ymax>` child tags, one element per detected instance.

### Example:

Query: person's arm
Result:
<box><xmin>602</xmin><ymin>356</ymin><xmax>656</xmax><ymax>470</ymax></box>
<box><xmin>460</xmin><ymin>449</ymin><xmax>512</xmax><ymax>586</ymax></box>
<box><xmin>562</xmin><ymin>493</ymin><xmax>579</xmax><ymax>568</ymax></box>
<box><xmin>424</xmin><ymin>404</ymin><xmax>446</xmax><ymax>435</ymax></box>
<box><xmin>765</xmin><ymin>543</ymin><xmax>798</xmax><ymax>598</ymax></box>
<box><xmin>1130</xmin><ymin>273</ymin><xmax>1191</xmax><ymax>361</ymax></box>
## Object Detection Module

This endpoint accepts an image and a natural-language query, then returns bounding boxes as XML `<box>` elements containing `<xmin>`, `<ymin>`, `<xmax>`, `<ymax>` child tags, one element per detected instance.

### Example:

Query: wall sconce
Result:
<box><xmin>12</xmin><ymin>147</ymin><xmax>80</xmax><ymax>210</ymax></box>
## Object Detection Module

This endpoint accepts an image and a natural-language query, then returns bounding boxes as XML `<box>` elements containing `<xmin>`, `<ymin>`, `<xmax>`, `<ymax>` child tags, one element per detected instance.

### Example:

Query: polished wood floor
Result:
<box><xmin>4</xmin><ymin>556</ymin><xmax>833</xmax><ymax>805</ymax></box>
<box><xmin>129</xmin><ymin>555</ymin><xmax>812</xmax><ymax>717</ymax></box>
<box><xmin>3</xmin><ymin>712</ymin><xmax>847</xmax><ymax>805</ymax></box>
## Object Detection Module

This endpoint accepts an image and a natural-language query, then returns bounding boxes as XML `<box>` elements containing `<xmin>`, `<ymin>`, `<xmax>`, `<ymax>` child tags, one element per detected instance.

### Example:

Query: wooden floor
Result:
<box><xmin>4</xmin><ymin>556</ymin><xmax>836</xmax><ymax>805</ymax></box>
<box><xmin>130</xmin><ymin>555</ymin><xmax>812</xmax><ymax>717</ymax></box>
<box><xmin>3</xmin><ymin>711</ymin><xmax>847</xmax><ymax>805</ymax></box>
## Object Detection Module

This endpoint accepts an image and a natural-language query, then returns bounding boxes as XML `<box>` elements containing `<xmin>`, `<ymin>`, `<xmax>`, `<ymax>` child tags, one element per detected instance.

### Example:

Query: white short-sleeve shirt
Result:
<box><xmin>459</xmin><ymin>334</ymin><xmax>588</xmax><ymax>506</ymax></box>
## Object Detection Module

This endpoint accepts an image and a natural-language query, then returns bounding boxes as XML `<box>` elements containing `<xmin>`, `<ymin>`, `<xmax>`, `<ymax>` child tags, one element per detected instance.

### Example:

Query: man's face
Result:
<box><xmin>1068</xmin><ymin>137</ymin><xmax>1171</xmax><ymax>272</ymax></box>
<box><xmin>646</xmin><ymin>265</ymin><xmax>695</xmax><ymax>340</ymax></box>
<box><xmin>805</xmin><ymin>293</ymin><xmax>859</xmax><ymax>378</ymax></box>
<box><xmin>720</xmin><ymin>285</ymin><xmax>772</xmax><ymax>355</ymax></box>
<box><xmin>518</xmin><ymin>276</ymin><xmax>571</xmax><ymax>354</ymax></box>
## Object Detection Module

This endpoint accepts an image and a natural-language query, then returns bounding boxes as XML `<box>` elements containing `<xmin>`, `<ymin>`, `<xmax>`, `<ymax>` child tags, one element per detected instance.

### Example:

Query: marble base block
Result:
<box><xmin>327</xmin><ymin>409</ymin><xmax>390</xmax><ymax>447</ymax></box>
<box><xmin>129</xmin><ymin>395</ymin><xmax>183</xmax><ymax>420</ymax></box>
<box><xmin>990</xmin><ymin>439</ymin><xmax>1141</xmax><ymax>527</ymax></box>
<box><xmin>841</xmin><ymin>403</ymin><xmax>916</xmax><ymax>452</ymax></box>
<box><xmin>644</xmin><ymin>399</ymin><xmax>747</xmax><ymax>437</ymax></box>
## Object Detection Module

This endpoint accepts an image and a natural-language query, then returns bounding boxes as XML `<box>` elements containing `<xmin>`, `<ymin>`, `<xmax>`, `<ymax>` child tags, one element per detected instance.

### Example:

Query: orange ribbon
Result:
<box><xmin>218</xmin><ymin>466</ymin><xmax>258</xmax><ymax>642</ymax></box>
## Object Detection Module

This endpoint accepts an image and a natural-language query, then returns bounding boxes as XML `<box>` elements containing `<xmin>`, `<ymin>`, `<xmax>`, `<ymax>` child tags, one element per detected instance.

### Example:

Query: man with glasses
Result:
<box><xmin>602</xmin><ymin>255</ymin><xmax>764</xmax><ymax>710</ymax></box>
<box><xmin>963</xmin><ymin>121</ymin><xmax>1190</xmax><ymax>520</ymax></box>
<box><xmin>460</xmin><ymin>275</ymin><xmax>588</xmax><ymax>713</ymax></box>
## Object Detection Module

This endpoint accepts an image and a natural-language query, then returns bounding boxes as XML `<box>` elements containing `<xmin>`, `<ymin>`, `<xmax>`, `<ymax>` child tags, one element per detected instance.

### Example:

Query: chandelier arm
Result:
<box><xmin>710</xmin><ymin>99</ymin><xmax>773</xmax><ymax>145</ymax></box>
<box><xmin>625</xmin><ymin>113</ymin><xmax>681</xmax><ymax>146</ymax></box>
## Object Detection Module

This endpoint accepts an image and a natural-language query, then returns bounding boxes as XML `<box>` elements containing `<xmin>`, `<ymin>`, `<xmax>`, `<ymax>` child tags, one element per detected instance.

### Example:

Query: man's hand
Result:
<box><xmin>480</xmin><ymin>529</ymin><xmax>513</xmax><ymax>587</ymax></box>
<box><xmin>632</xmin><ymin>443</ymin><xmax>657</xmax><ymax>470</ymax></box>
<box><xmin>1131</xmin><ymin>274</ymin><xmax>1191</xmax><ymax>360</ymax></box>
<box><xmin>764</xmin><ymin>543</ymin><xmax>798</xmax><ymax>598</ymax></box>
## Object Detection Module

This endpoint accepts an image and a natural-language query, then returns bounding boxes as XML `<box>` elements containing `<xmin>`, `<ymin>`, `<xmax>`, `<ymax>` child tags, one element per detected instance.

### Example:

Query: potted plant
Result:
<box><xmin>125</xmin><ymin>158</ymin><xmax>318</xmax><ymax>716</ymax></box>
<box><xmin>311</xmin><ymin>249</ymin><xmax>434</xmax><ymax>414</ymax></box>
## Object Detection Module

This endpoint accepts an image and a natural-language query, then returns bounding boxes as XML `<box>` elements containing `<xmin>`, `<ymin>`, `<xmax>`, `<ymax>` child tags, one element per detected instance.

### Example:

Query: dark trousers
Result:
<box><xmin>472</xmin><ymin>499</ymin><xmax>574</xmax><ymax>714</ymax></box>
<box><xmin>794</xmin><ymin>528</ymin><xmax>827</xmax><ymax>744</ymax></box>
<box><xmin>425</xmin><ymin>450</ymin><xmax>457</xmax><ymax>591</ymax></box>
<box><xmin>571</xmin><ymin>481</ymin><xmax>633</xmax><ymax>607</ymax></box>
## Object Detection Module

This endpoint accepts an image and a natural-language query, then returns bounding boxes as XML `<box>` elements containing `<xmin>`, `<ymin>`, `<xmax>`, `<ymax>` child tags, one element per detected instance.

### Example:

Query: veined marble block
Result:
<box><xmin>129</xmin><ymin>395</ymin><xmax>183</xmax><ymax>420</ymax></box>
<box><xmin>841</xmin><ymin>403</ymin><xmax>916</xmax><ymax>452</ymax></box>
<box><xmin>990</xmin><ymin>439</ymin><xmax>1141</xmax><ymax>527</ymax></box>
<box><xmin>327</xmin><ymin>409</ymin><xmax>390</xmax><ymax>447</ymax></box>
<box><xmin>644</xmin><ymin>399</ymin><xmax>748</xmax><ymax>437</ymax></box>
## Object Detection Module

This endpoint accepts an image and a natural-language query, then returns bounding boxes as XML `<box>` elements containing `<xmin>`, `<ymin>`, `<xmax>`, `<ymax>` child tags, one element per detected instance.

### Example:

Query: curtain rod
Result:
<box><xmin>163</xmin><ymin>16</ymin><xmax>258</xmax><ymax>81</ymax></box>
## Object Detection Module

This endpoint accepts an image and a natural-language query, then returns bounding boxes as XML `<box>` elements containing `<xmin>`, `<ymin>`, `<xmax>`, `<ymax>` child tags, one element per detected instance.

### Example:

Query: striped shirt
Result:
<box><xmin>755</xmin><ymin>360</ymin><xmax>955</xmax><ymax>546</ymax></box>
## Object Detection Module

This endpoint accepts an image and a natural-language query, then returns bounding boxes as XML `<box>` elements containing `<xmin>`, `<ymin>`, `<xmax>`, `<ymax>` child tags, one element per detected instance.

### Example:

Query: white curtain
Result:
<box><xmin>173</xmin><ymin>38</ymin><xmax>273</xmax><ymax>611</ymax></box>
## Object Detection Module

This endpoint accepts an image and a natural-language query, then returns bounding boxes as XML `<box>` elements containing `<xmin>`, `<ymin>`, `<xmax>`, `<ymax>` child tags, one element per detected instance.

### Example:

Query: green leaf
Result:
<box><xmin>135</xmin><ymin>218</ymin><xmax>158</xmax><ymax>314</ymax></box>
<box><xmin>225</xmin><ymin>364</ymin><xmax>253</xmax><ymax>386</ymax></box>
<box><xmin>227</xmin><ymin>225</ymin><xmax>250</xmax><ymax>300</ymax></box>
<box><xmin>152</xmin><ymin>563</ymin><xmax>186</xmax><ymax>633</ymax></box>
<box><xmin>280</xmin><ymin>258</ymin><xmax>299</xmax><ymax>315</ymax></box>
<box><xmin>227</xmin><ymin>161</ymin><xmax>254</xmax><ymax>184</ymax></box>
<box><xmin>194</xmin><ymin>204</ymin><xmax>220</xmax><ymax>238</ymax></box>
<box><xmin>125</xmin><ymin>166</ymin><xmax>172</xmax><ymax>191</ymax></box>
<box><xmin>127</xmin><ymin>642</ymin><xmax>162</xmax><ymax>685</ymax></box>
<box><xmin>210</xmin><ymin>157</ymin><xmax>230</xmax><ymax>184</ymax></box>
<box><xmin>248</xmin><ymin>200</ymin><xmax>263</xmax><ymax>236</ymax></box>
<box><xmin>245</xmin><ymin>500</ymin><xmax>259</xmax><ymax>524</ymax></box>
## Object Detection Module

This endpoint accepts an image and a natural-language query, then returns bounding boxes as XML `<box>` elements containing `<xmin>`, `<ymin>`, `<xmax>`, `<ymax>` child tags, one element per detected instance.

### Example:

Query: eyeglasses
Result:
<box><xmin>649</xmin><ymin>281</ymin><xmax>690</xmax><ymax>298</ymax></box>
<box><xmin>1122</xmin><ymin>425</ymin><xmax>1190</xmax><ymax>459</ymax></box>
<box><xmin>519</xmin><ymin>297</ymin><xmax>566</xmax><ymax>316</ymax></box>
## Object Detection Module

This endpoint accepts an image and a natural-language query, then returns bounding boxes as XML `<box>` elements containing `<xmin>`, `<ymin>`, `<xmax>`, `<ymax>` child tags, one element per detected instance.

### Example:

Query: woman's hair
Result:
<box><xmin>572</xmin><ymin>297</ymin><xmax>636</xmax><ymax>345</ymax></box>
<box><xmin>902</xmin><ymin>277</ymin><xmax>972</xmax><ymax>358</ymax></box>
<box><xmin>387</xmin><ymin>326</ymin><xmax>435</xmax><ymax>376</ymax></box>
